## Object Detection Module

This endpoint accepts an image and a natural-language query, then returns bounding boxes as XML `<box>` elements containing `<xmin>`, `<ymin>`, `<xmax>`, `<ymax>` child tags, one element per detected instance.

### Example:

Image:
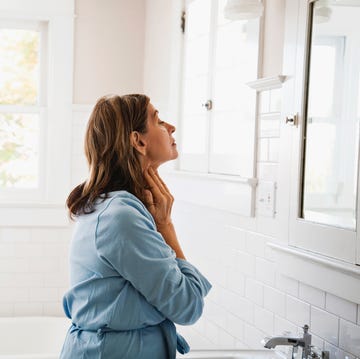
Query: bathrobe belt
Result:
<box><xmin>70</xmin><ymin>320</ymin><xmax>190</xmax><ymax>355</ymax></box>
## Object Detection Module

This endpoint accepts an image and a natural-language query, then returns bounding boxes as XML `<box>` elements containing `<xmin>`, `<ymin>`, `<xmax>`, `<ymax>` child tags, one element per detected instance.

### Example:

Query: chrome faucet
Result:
<box><xmin>263</xmin><ymin>325</ymin><xmax>329</xmax><ymax>359</ymax></box>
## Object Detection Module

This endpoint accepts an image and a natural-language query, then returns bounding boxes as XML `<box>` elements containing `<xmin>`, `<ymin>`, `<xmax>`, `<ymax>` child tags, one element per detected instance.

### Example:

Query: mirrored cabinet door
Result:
<box><xmin>288</xmin><ymin>0</ymin><xmax>360</xmax><ymax>264</ymax></box>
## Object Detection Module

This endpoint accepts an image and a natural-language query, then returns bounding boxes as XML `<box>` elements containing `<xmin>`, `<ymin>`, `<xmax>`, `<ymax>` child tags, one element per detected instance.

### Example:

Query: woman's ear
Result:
<box><xmin>130</xmin><ymin>131</ymin><xmax>147</xmax><ymax>156</ymax></box>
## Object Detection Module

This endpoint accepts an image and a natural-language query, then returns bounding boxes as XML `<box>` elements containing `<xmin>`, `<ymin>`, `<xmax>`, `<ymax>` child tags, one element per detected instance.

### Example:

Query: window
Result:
<box><xmin>179</xmin><ymin>0</ymin><xmax>261</xmax><ymax>177</ymax></box>
<box><xmin>0</xmin><ymin>0</ymin><xmax>74</xmax><ymax>226</ymax></box>
<box><xmin>0</xmin><ymin>21</ymin><xmax>47</xmax><ymax>196</ymax></box>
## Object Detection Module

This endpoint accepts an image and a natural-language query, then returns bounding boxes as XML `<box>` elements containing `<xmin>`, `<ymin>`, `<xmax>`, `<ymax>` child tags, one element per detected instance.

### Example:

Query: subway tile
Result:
<box><xmin>0</xmin><ymin>302</ymin><xmax>14</xmax><ymax>316</ymax></box>
<box><xmin>9</xmin><ymin>273</ymin><xmax>44</xmax><ymax>288</ymax></box>
<box><xmin>310</xmin><ymin>333</ymin><xmax>325</xmax><ymax>351</ymax></box>
<box><xmin>0</xmin><ymin>243</ymin><xmax>15</xmax><ymax>257</ymax></box>
<box><xmin>206</xmin><ymin>300</ymin><xmax>227</xmax><ymax>329</ymax></box>
<box><xmin>29</xmin><ymin>257</ymin><xmax>60</xmax><ymax>273</ymax></box>
<box><xmin>43</xmin><ymin>302</ymin><xmax>64</xmax><ymax>316</ymax></box>
<box><xmin>43</xmin><ymin>273</ymin><xmax>69</xmax><ymax>288</ymax></box>
<box><xmin>204</xmin><ymin>320</ymin><xmax>220</xmax><ymax>346</ymax></box>
<box><xmin>286</xmin><ymin>295</ymin><xmax>310</xmax><ymax>326</ymax></box>
<box><xmin>235</xmin><ymin>340</ymin><xmax>249</xmax><ymax>349</ymax></box>
<box><xmin>235</xmin><ymin>250</ymin><xmax>256</xmax><ymax>277</ymax></box>
<box><xmin>274</xmin><ymin>315</ymin><xmax>298</xmax><ymax>336</ymax></box>
<box><xmin>245</xmin><ymin>278</ymin><xmax>264</xmax><ymax>306</ymax></box>
<box><xmin>275</xmin><ymin>273</ymin><xmax>299</xmax><ymax>297</ymax></box>
<box><xmin>255</xmin><ymin>257</ymin><xmax>276</xmax><ymax>286</ymax></box>
<box><xmin>30</xmin><ymin>228</ymin><xmax>62</xmax><ymax>242</ymax></box>
<box><xmin>0</xmin><ymin>258</ymin><xmax>29</xmax><ymax>273</ymax></box>
<box><xmin>339</xmin><ymin>319</ymin><xmax>360</xmax><ymax>357</ymax></box>
<box><xmin>264</xmin><ymin>285</ymin><xmax>286</xmax><ymax>317</ymax></box>
<box><xmin>0</xmin><ymin>288</ymin><xmax>29</xmax><ymax>302</ymax></box>
<box><xmin>324</xmin><ymin>341</ymin><xmax>356</xmax><ymax>359</ymax></box>
<box><xmin>226</xmin><ymin>268</ymin><xmax>245</xmax><ymax>296</ymax></box>
<box><xmin>29</xmin><ymin>287</ymin><xmax>59</xmax><ymax>302</ymax></box>
<box><xmin>42</xmin><ymin>243</ymin><xmax>69</xmax><ymax>257</ymax></box>
<box><xmin>253</xmin><ymin>305</ymin><xmax>274</xmax><ymax>335</ymax></box>
<box><xmin>326</xmin><ymin>293</ymin><xmax>357</xmax><ymax>323</ymax></box>
<box><xmin>222</xmin><ymin>226</ymin><xmax>247</xmax><ymax>251</ymax></box>
<box><xmin>14</xmin><ymin>302</ymin><xmax>43</xmax><ymax>316</ymax></box>
<box><xmin>14</xmin><ymin>243</ymin><xmax>44</xmax><ymax>257</ymax></box>
<box><xmin>299</xmin><ymin>283</ymin><xmax>325</xmax><ymax>308</ymax></box>
<box><xmin>311</xmin><ymin>306</ymin><xmax>339</xmax><ymax>346</ymax></box>
<box><xmin>226</xmin><ymin>313</ymin><xmax>244</xmax><ymax>341</ymax></box>
<box><xmin>218</xmin><ymin>330</ymin><xmax>236</xmax><ymax>349</ymax></box>
<box><xmin>246</xmin><ymin>232</ymin><xmax>268</xmax><ymax>258</ymax></box>
<box><xmin>230</xmin><ymin>295</ymin><xmax>254</xmax><ymax>325</ymax></box>
<box><xmin>243</xmin><ymin>323</ymin><xmax>267</xmax><ymax>350</ymax></box>
<box><xmin>0</xmin><ymin>228</ymin><xmax>31</xmax><ymax>242</ymax></box>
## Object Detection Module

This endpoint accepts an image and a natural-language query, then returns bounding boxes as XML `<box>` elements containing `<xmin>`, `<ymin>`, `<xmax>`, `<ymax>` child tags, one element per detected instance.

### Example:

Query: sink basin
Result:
<box><xmin>176</xmin><ymin>349</ymin><xmax>286</xmax><ymax>359</ymax></box>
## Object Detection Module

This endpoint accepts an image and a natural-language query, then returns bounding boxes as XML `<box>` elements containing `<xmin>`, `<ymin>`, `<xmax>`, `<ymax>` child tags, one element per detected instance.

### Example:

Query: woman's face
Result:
<box><xmin>139</xmin><ymin>102</ymin><xmax>178</xmax><ymax>168</ymax></box>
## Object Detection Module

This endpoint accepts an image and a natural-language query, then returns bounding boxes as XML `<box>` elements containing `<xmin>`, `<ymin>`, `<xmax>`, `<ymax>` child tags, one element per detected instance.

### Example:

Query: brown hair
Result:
<box><xmin>67</xmin><ymin>94</ymin><xmax>150</xmax><ymax>218</ymax></box>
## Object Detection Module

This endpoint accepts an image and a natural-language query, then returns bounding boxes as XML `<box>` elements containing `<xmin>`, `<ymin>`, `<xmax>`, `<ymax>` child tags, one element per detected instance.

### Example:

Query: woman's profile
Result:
<box><xmin>60</xmin><ymin>94</ymin><xmax>211</xmax><ymax>358</ymax></box>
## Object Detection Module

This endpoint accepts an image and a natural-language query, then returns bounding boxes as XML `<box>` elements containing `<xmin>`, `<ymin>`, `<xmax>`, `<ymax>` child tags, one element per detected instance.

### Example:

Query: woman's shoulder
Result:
<box><xmin>96</xmin><ymin>190</ymin><xmax>152</xmax><ymax>224</ymax></box>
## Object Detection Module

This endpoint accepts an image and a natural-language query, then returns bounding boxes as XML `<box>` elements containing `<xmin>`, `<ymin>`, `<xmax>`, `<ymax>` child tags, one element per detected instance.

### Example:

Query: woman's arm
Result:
<box><xmin>143</xmin><ymin>167</ymin><xmax>185</xmax><ymax>260</ymax></box>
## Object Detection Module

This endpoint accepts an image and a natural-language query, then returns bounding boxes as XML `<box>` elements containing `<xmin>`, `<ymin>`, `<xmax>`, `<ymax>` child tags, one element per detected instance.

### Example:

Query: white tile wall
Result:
<box><xmin>326</xmin><ymin>294</ymin><xmax>357</xmax><ymax>323</ymax></box>
<box><xmin>339</xmin><ymin>319</ymin><xmax>360</xmax><ymax>356</ymax></box>
<box><xmin>264</xmin><ymin>285</ymin><xmax>286</xmax><ymax>317</ymax></box>
<box><xmin>286</xmin><ymin>295</ymin><xmax>310</xmax><ymax>326</ymax></box>
<box><xmin>299</xmin><ymin>283</ymin><xmax>325</xmax><ymax>308</ymax></box>
<box><xmin>311</xmin><ymin>306</ymin><xmax>339</xmax><ymax>346</ymax></box>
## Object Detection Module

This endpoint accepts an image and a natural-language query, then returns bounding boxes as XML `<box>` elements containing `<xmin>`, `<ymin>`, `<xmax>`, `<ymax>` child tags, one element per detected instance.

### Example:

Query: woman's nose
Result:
<box><xmin>166</xmin><ymin>122</ymin><xmax>175</xmax><ymax>133</ymax></box>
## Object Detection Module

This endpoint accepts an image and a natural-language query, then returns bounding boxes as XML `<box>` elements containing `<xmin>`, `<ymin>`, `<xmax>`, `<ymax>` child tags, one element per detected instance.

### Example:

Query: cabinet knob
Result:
<box><xmin>202</xmin><ymin>100</ymin><xmax>213</xmax><ymax>111</ymax></box>
<box><xmin>286</xmin><ymin>113</ymin><xmax>298</xmax><ymax>126</ymax></box>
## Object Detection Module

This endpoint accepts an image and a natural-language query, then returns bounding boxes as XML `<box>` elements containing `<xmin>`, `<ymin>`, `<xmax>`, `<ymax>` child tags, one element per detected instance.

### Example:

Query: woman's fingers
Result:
<box><xmin>154</xmin><ymin>170</ymin><xmax>171</xmax><ymax>194</ymax></box>
<box><xmin>143</xmin><ymin>168</ymin><xmax>164</xmax><ymax>200</ymax></box>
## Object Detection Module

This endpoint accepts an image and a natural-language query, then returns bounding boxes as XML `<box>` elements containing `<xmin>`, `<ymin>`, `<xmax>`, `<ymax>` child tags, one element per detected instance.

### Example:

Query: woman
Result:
<box><xmin>60</xmin><ymin>94</ymin><xmax>211</xmax><ymax>359</ymax></box>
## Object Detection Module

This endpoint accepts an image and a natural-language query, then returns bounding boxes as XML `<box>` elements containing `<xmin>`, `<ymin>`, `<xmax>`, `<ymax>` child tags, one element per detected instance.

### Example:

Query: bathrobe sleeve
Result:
<box><xmin>95</xmin><ymin>195</ymin><xmax>212</xmax><ymax>325</ymax></box>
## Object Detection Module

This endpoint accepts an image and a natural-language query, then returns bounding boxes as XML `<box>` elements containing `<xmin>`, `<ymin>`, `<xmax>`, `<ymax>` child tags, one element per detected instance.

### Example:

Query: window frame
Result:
<box><xmin>178</xmin><ymin>0</ymin><xmax>262</xmax><ymax>180</ymax></box>
<box><xmin>0</xmin><ymin>0</ymin><xmax>74</xmax><ymax>227</ymax></box>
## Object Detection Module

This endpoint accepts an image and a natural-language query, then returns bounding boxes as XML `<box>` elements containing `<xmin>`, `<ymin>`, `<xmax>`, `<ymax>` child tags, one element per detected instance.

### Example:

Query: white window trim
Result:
<box><xmin>179</xmin><ymin>0</ymin><xmax>263</xmax><ymax>178</ymax></box>
<box><xmin>0</xmin><ymin>1</ymin><xmax>74</xmax><ymax>226</ymax></box>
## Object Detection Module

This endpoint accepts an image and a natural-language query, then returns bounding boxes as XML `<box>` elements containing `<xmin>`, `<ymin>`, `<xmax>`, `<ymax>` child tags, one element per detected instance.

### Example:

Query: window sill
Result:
<box><xmin>268</xmin><ymin>242</ymin><xmax>360</xmax><ymax>304</ymax></box>
<box><xmin>0</xmin><ymin>203</ymin><xmax>69</xmax><ymax>227</ymax></box>
<box><xmin>160</xmin><ymin>170</ymin><xmax>257</xmax><ymax>217</ymax></box>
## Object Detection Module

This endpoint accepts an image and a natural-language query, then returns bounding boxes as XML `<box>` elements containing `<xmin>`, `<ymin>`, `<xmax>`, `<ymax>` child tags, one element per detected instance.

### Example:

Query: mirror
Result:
<box><xmin>301</xmin><ymin>0</ymin><xmax>360</xmax><ymax>230</ymax></box>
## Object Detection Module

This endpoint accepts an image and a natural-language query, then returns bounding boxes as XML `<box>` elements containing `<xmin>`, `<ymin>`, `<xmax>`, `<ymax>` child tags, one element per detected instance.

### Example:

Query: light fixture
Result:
<box><xmin>223</xmin><ymin>0</ymin><xmax>264</xmax><ymax>21</ymax></box>
<box><xmin>314</xmin><ymin>5</ymin><xmax>332</xmax><ymax>23</ymax></box>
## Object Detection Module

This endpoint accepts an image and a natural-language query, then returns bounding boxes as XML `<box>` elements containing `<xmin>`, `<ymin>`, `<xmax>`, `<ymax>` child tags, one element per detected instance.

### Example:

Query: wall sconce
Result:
<box><xmin>314</xmin><ymin>5</ymin><xmax>332</xmax><ymax>23</ymax></box>
<box><xmin>223</xmin><ymin>0</ymin><xmax>264</xmax><ymax>20</ymax></box>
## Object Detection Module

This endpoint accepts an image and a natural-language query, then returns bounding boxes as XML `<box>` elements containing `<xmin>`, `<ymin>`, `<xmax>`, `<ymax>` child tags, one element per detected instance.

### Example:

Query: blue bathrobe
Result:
<box><xmin>60</xmin><ymin>191</ymin><xmax>211</xmax><ymax>359</ymax></box>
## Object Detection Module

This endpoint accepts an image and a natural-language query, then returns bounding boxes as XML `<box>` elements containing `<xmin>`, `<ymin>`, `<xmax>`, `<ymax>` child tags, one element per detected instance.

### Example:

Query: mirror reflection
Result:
<box><xmin>301</xmin><ymin>0</ymin><xmax>360</xmax><ymax>230</ymax></box>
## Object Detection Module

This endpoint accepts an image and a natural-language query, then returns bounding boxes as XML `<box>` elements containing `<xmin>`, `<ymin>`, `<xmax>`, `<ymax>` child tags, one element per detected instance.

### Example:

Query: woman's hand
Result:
<box><xmin>143</xmin><ymin>167</ymin><xmax>185</xmax><ymax>259</ymax></box>
<box><xmin>143</xmin><ymin>167</ymin><xmax>174</xmax><ymax>229</ymax></box>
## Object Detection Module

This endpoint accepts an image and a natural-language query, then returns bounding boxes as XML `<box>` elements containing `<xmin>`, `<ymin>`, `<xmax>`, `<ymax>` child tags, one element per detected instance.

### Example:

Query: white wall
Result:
<box><xmin>73</xmin><ymin>0</ymin><xmax>146</xmax><ymax>104</ymax></box>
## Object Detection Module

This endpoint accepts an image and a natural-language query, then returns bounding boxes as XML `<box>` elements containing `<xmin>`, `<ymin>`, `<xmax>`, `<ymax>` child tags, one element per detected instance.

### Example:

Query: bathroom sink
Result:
<box><xmin>176</xmin><ymin>349</ymin><xmax>286</xmax><ymax>359</ymax></box>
